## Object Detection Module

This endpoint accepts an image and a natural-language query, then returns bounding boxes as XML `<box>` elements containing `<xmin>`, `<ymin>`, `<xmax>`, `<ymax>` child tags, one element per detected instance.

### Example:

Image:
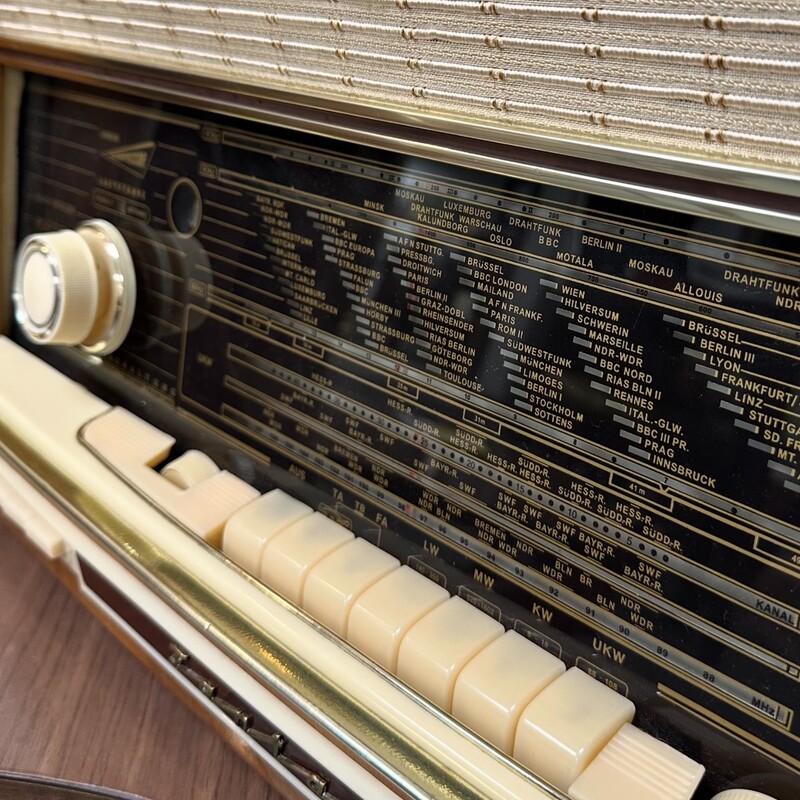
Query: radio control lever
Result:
<box><xmin>160</xmin><ymin>450</ymin><xmax>220</xmax><ymax>490</ymax></box>
<box><xmin>13</xmin><ymin>219</ymin><xmax>136</xmax><ymax>355</ymax></box>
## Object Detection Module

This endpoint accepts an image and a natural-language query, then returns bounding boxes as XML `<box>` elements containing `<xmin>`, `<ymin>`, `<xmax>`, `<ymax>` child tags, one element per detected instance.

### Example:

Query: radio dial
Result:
<box><xmin>13</xmin><ymin>219</ymin><xmax>136</xmax><ymax>355</ymax></box>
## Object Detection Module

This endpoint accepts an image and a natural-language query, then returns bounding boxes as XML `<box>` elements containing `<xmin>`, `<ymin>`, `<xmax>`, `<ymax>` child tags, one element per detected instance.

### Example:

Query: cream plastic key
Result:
<box><xmin>160</xmin><ymin>450</ymin><xmax>219</xmax><ymax>489</ymax></box>
<box><xmin>567</xmin><ymin>723</ymin><xmax>704</xmax><ymax>800</ymax></box>
<box><xmin>260</xmin><ymin>512</ymin><xmax>353</xmax><ymax>604</ymax></box>
<box><xmin>302</xmin><ymin>538</ymin><xmax>400</xmax><ymax>636</ymax></box>
<box><xmin>452</xmin><ymin>630</ymin><xmax>565</xmax><ymax>753</ymax></box>
<box><xmin>396</xmin><ymin>596</ymin><xmax>503</xmax><ymax>711</ymax></box>
<box><xmin>222</xmin><ymin>489</ymin><xmax>313</xmax><ymax>575</ymax></box>
<box><xmin>81</xmin><ymin>407</ymin><xmax>259</xmax><ymax>545</ymax></box>
<box><xmin>513</xmin><ymin>666</ymin><xmax>635</xmax><ymax>792</ymax></box>
<box><xmin>347</xmin><ymin>565</ymin><xmax>449</xmax><ymax>671</ymax></box>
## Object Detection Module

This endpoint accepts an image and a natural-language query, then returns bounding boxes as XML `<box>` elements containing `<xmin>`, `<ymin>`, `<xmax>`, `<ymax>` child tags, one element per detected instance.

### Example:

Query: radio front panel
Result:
<box><xmin>14</xmin><ymin>75</ymin><xmax>800</xmax><ymax>799</ymax></box>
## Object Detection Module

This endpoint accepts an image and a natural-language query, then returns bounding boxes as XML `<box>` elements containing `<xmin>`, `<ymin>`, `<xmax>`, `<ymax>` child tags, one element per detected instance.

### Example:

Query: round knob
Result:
<box><xmin>13</xmin><ymin>229</ymin><xmax>98</xmax><ymax>345</ymax></box>
<box><xmin>712</xmin><ymin>791</ymin><xmax>778</xmax><ymax>800</ymax></box>
<box><xmin>13</xmin><ymin>219</ymin><xmax>136</xmax><ymax>355</ymax></box>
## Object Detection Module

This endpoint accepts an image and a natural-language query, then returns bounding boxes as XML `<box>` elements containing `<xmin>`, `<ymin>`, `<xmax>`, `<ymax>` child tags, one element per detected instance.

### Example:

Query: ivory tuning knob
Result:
<box><xmin>13</xmin><ymin>219</ymin><xmax>136</xmax><ymax>355</ymax></box>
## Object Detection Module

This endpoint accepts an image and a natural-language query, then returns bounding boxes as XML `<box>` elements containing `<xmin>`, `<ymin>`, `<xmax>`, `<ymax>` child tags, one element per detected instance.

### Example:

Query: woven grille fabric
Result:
<box><xmin>3</xmin><ymin>1</ymin><xmax>800</xmax><ymax>167</ymax></box>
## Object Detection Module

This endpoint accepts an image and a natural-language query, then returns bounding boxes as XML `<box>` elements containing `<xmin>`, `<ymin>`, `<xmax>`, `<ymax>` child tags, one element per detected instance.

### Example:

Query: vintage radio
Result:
<box><xmin>0</xmin><ymin>4</ymin><xmax>799</xmax><ymax>800</ymax></box>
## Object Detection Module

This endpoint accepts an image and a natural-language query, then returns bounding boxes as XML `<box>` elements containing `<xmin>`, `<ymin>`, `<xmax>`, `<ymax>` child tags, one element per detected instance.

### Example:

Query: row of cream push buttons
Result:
<box><xmin>81</xmin><ymin>409</ymin><xmax>757</xmax><ymax>800</ymax></box>
<box><xmin>220</xmin><ymin>487</ymin><xmax>707</xmax><ymax>799</ymax></box>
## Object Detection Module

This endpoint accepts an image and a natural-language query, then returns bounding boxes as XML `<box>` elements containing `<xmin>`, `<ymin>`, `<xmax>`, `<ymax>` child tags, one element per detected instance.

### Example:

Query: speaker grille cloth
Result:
<box><xmin>3</xmin><ymin>1</ymin><xmax>800</xmax><ymax>167</ymax></box>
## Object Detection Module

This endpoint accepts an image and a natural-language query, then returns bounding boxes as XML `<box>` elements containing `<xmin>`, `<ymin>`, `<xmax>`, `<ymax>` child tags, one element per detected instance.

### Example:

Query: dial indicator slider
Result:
<box><xmin>81</xmin><ymin>407</ymin><xmax>258</xmax><ymax>544</ymax></box>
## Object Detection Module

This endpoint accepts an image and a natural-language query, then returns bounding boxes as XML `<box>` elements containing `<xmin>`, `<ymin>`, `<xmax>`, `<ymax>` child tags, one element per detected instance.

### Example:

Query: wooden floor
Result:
<box><xmin>0</xmin><ymin>518</ymin><xmax>285</xmax><ymax>800</ymax></box>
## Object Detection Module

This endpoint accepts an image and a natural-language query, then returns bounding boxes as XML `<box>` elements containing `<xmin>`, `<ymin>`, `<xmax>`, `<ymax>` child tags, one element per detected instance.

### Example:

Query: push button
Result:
<box><xmin>513</xmin><ymin>667</ymin><xmax>635</xmax><ymax>792</ymax></box>
<box><xmin>711</xmin><ymin>792</ymin><xmax>779</xmax><ymax>800</ymax></box>
<box><xmin>452</xmin><ymin>630</ymin><xmax>565</xmax><ymax>753</ymax></box>
<box><xmin>568</xmin><ymin>723</ymin><xmax>704</xmax><ymax>800</ymax></box>
<box><xmin>302</xmin><ymin>538</ymin><xmax>400</xmax><ymax>636</ymax></box>
<box><xmin>396</xmin><ymin>596</ymin><xmax>503</xmax><ymax>711</ymax></box>
<box><xmin>347</xmin><ymin>565</ymin><xmax>449</xmax><ymax>671</ymax></box>
<box><xmin>260</xmin><ymin>512</ymin><xmax>353</xmax><ymax>604</ymax></box>
<box><xmin>222</xmin><ymin>489</ymin><xmax>313</xmax><ymax>575</ymax></box>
